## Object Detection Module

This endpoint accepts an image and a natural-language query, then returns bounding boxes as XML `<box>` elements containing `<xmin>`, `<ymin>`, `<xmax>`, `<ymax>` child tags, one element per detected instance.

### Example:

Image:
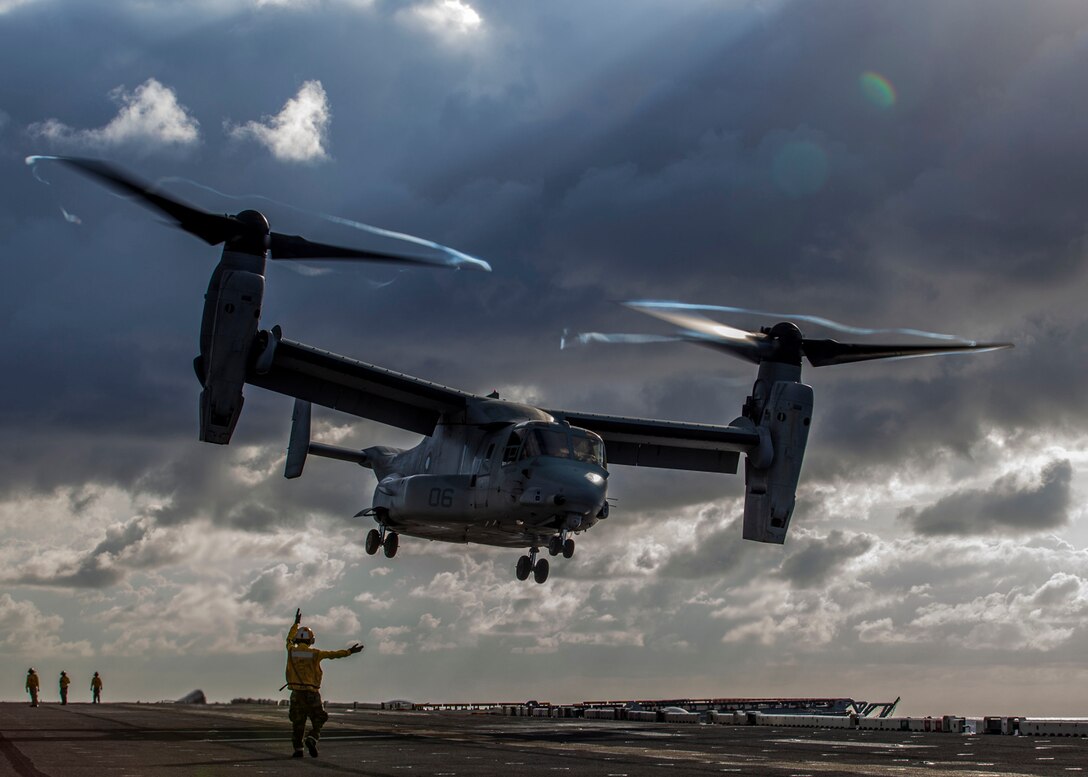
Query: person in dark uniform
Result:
<box><xmin>91</xmin><ymin>672</ymin><xmax>103</xmax><ymax>703</ymax></box>
<box><xmin>284</xmin><ymin>608</ymin><xmax>363</xmax><ymax>758</ymax></box>
<box><xmin>59</xmin><ymin>671</ymin><xmax>70</xmax><ymax>704</ymax></box>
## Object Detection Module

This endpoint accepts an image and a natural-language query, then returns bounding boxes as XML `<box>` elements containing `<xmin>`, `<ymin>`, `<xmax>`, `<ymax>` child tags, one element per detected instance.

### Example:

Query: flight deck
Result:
<box><xmin>1</xmin><ymin>702</ymin><xmax>1084</xmax><ymax>776</ymax></box>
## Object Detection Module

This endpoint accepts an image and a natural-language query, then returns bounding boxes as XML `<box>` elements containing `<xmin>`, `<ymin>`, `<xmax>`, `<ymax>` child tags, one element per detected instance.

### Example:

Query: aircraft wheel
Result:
<box><xmin>562</xmin><ymin>538</ymin><xmax>575</xmax><ymax>559</ymax></box>
<box><xmin>515</xmin><ymin>555</ymin><xmax>532</xmax><ymax>581</ymax></box>
<box><xmin>383</xmin><ymin>532</ymin><xmax>399</xmax><ymax>558</ymax></box>
<box><xmin>365</xmin><ymin>529</ymin><xmax>381</xmax><ymax>556</ymax></box>
<box><xmin>533</xmin><ymin>558</ymin><xmax>550</xmax><ymax>584</ymax></box>
<box><xmin>548</xmin><ymin>536</ymin><xmax>561</xmax><ymax>556</ymax></box>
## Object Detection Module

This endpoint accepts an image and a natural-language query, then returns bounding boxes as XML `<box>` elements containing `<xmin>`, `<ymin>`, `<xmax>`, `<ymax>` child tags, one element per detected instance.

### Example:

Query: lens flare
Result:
<box><xmin>860</xmin><ymin>71</ymin><xmax>896</xmax><ymax>108</ymax></box>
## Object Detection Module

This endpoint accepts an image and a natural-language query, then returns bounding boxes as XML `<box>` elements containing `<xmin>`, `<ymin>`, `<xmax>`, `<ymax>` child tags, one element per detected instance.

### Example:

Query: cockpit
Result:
<box><xmin>501</xmin><ymin>423</ymin><xmax>606</xmax><ymax>468</ymax></box>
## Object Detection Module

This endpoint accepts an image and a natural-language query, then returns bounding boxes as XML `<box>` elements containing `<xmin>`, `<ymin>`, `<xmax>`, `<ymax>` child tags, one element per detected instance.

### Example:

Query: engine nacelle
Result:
<box><xmin>742</xmin><ymin>380</ymin><xmax>813</xmax><ymax>544</ymax></box>
<box><xmin>197</xmin><ymin>262</ymin><xmax>264</xmax><ymax>444</ymax></box>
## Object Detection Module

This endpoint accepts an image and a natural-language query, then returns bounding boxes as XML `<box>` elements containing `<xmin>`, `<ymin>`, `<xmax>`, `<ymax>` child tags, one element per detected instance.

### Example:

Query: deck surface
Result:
<box><xmin>0</xmin><ymin>703</ymin><xmax>1084</xmax><ymax>776</ymax></box>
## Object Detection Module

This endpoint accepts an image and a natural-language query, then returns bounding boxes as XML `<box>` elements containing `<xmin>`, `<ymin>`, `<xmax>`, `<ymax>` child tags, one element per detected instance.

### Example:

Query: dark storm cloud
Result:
<box><xmin>1</xmin><ymin>0</ymin><xmax>1087</xmax><ymax>557</ymax></box>
<box><xmin>900</xmin><ymin>458</ymin><xmax>1073</xmax><ymax>536</ymax></box>
<box><xmin>12</xmin><ymin>561</ymin><xmax>126</xmax><ymax>589</ymax></box>
<box><xmin>241</xmin><ymin>565</ymin><xmax>290</xmax><ymax>606</ymax></box>
<box><xmin>656</xmin><ymin>509</ymin><xmax>783</xmax><ymax>580</ymax></box>
<box><xmin>777</xmin><ymin>530</ymin><xmax>874</xmax><ymax>588</ymax></box>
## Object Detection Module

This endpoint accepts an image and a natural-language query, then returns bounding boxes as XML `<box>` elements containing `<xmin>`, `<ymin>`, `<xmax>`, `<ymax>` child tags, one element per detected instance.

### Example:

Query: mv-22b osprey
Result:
<box><xmin>44</xmin><ymin>157</ymin><xmax>1011</xmax><ymax>584</ymax></box>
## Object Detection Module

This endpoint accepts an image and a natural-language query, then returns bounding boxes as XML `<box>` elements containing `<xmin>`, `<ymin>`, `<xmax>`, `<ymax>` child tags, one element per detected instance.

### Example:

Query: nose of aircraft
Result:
<box><xmin>541</xmin><ymin>462</ymin><xmax>607</xmax><ymax>516</ymax></box>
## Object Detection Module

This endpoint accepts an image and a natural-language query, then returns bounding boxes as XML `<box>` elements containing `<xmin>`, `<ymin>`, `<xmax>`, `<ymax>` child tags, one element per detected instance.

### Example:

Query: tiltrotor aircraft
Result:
<box><xmin>41</xmin><ymin>157</ymin><xmax>1012</xmax><ymax>584</ymax></box>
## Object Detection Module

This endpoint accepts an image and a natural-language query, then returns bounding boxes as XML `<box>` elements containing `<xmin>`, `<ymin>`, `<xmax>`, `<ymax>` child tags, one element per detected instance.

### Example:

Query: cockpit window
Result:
<box><xmin>502</xmin><ymin>431</ymin><xmax>522</xmax><ymax>465</ymax></box>
<box><xmin>519</xmin><ymin>428</ymin><xmax>570</xmax><ymax>460</ymax></box>
<box><xmin>571</xmin><ymin>431</ymin><xmax>605</xmax><ymax>466</ymax></box>
<box><xmin>501</xmin><ymin>424</ymin><xmax>607</xmax><ymax>466</ymax></box>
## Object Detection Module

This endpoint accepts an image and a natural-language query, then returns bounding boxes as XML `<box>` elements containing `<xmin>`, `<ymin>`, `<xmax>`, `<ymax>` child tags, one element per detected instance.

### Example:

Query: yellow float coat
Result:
<box><xmin>285</xmin><ymin>623</ymin><xmax>352</xmax><ymax>691</ymax></box>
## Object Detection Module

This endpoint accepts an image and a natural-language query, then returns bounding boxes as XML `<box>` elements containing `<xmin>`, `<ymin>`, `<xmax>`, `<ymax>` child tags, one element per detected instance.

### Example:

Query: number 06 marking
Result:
<box><xmin>428</xmin><ymin>488</ymin><xmax>454</xmax><ymax>508</ymax></box>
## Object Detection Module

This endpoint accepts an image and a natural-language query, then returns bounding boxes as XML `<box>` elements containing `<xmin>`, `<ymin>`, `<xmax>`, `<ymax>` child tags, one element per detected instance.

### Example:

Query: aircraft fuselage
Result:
<box><xmin>368</xmin><ymin>400</ymin><xmax>609</xmax><ymax>549</ymax></box>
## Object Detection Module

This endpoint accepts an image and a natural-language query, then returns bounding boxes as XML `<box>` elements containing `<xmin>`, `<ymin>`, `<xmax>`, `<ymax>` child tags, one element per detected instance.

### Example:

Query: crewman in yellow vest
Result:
<box><xmin>285</xmin><ymin>608</ymin><xmax>363</xmax><ymax>758</ymax></box>
<box><xmin>26</xmin><ymin>668</ymin><xmax>39</xmax><ymax>707</ymax></box>
<box><xmin>59</xmin><ymin>671</ymin><xmax>71</xmax><ymax>705</ymax></box>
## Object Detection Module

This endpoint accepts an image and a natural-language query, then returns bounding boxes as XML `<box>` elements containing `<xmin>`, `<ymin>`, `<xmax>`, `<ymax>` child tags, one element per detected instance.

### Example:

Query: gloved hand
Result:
<box><xmin>349</xmin><ymin>643</ymin><xmax>364</xmax><ymax>654</ymax></box>
<box><xmin>295</xmin><ymin>608</ymin><xmax>302</xmax><ymax>624</ymax></box>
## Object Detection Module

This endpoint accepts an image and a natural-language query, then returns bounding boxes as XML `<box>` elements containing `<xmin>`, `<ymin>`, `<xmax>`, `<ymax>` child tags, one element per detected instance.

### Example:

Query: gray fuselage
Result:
<box><xmin>369</xmin><ymin>400</ymin><xmax>609</xmax><ymax>549</ymax></box>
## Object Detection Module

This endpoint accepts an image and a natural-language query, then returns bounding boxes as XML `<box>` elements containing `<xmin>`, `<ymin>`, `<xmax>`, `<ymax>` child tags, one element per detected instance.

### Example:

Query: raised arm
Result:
<box><xmin>286</xmin><ymin>607</ymin><xmax>301</xmax><ymax>649</ymax></box>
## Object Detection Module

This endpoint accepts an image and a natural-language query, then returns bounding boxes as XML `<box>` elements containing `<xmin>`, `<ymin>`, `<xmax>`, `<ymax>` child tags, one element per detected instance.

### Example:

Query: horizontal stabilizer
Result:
<box><xmin>308</xmin><ymin>442</ymin><xmax>370</xmax><ymax>465</ymax></box>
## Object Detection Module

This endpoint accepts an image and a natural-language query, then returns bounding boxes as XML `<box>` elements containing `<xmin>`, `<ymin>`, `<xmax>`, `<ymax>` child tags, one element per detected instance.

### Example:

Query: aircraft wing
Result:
<box><xmin>545</xmin><ymin>409</ymin><xmax>760</xmax><ymax>474</ymax></box>
<box><xmin>246</xmin><ymin>330</ymin><xmax>473</xmax><ymax>436</ymax></box>
<box><xmin>246</xmin><ymin>328</ymin><xmax>760</xmax><ymax>473</ymax></box>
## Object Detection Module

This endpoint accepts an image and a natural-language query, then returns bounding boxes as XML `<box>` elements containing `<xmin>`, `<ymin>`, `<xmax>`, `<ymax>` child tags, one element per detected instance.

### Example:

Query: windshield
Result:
<box><xmin>511</xmin><ymin>425</ymin><xmax>605</xmax><ymax>467</ymax></box>
<box><xmin>520</xmin><ymin>428</ymin><xmax>570</xmax><ymax>460</ymax></box>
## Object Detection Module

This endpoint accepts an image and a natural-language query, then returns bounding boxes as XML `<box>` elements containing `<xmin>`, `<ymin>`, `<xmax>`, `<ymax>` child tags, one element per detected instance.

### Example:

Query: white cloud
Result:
<box><xmin>252</xmin><ymin>0</ymin><xmax>375</xmax><ymax>8</ymax></box>
<box><xmin>306</xmin><ymin>605</ymin><xmax>362</xmax><ymax>640</ymax></box>
<box><xmin>29</xmin><ymin>78</ymin><xmax>200</xmax><ymax>150</ymax></box>
<box><xmin>354</xmin><ymin>591</ymin><xmax>393</xmax><ymax>610</ymax></box>
<box><xmin>226</xmin><ymin>80</ymin><xmax>331</xmax><ymax>163</ymax></box>
<box><xmin>242</xmin><ymin>554</ymin><xmax>347</xmax><ymax>606</ymax></box>
<box><xmin>0</xmin><ymin>0</ymin><xmax>37</xmax><ymax>14</ymax></box>
<box><xmin>856</xmin><ymin>572</ymin><xmax>1088</xmax><ymax>652</ymax></box>
<box><xmin>397</xmin><ymin>0</ymin><xmax>482</xmax><ymax>38</ymax></box>
<box><xmin>0</xmin><ymin>594</ymin><xmax>93</xmax><ymax>657</ymax></box>
<box><xmin>369</xmin><ymin>624</ymin><xmax>410</xmax><ymax>654</ymax></box>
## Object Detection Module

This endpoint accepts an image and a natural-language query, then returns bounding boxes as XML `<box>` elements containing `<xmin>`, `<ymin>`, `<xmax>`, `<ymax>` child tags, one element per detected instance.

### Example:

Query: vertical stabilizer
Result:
<box><xmin>285</xmin><ymin>399</ymin><xmax>311</xmax><ymax>479</ymax></box>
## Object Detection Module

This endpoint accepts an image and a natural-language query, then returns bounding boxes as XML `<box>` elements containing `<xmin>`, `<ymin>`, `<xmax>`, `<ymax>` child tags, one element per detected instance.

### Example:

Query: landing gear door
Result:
<box><xmin>472</xmin><ymin>441</ymin><xmax>497</xmax><ymax>509</ymax></box>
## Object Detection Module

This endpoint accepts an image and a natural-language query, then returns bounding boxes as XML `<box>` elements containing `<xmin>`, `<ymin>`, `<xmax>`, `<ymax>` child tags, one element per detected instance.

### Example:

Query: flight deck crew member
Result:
<box><xmin>59</xmin><ymin>671</ymin><xmax>70</xmax><ymax>705</ymax></box>
<box><xmin>26</xmin><ymin>668</ymin><xmax>39</xmax><ymax>707</ymax></box>
<box><xmin>285</xmin><ymin>608</ymin><xmax>363</xmax><ymax>759</ymax></box>
<box><xmin>91</xmin><ymin>672</ymin><xmax>102</xmax><ymax>703</ymax></box>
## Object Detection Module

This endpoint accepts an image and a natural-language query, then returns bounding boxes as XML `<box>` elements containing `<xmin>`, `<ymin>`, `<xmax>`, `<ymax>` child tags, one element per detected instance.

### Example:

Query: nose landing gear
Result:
<box><xmin>548</xmin><ymin>531</ymin><xmax>576</xmax><ymax>559</ymax></box>
<box><xmin>515</xmin><ymin>547</ymin><xmax>549</xmax><ymax>584</ymax></box>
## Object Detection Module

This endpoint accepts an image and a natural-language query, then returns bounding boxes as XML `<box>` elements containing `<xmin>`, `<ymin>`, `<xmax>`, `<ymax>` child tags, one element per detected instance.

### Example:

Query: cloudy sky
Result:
<box><xmin>2</xmin><ymin>0</ymin><xmax>1088</xmax><ymax>716</ymax></box>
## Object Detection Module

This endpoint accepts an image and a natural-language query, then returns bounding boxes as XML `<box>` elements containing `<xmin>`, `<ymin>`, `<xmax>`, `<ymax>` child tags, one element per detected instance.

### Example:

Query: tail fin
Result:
<box><xmin>284</xmin><ymin>399</ymin><xmax>375</xmax><ymax>478</ymax></box>
<box><xmin>285</xmin><ymin>399</ymin><xmax>312</xmax><ymax>478</ymax></box>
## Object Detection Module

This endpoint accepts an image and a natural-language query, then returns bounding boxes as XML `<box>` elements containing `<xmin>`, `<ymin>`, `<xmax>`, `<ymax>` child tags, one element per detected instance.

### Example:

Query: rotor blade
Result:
<box><xmin>37</xmin><ymin>156</ymin><xmax>492</xmax><ymax>271</ymax></box>
<box><xmin>44</xmin><ymin>156</ymin><xmax>241</xmax><ymax>246</ymax></box>
<box><xmin>628</xmin><ymin>300</ymin><xmax>967</xmax><ymax>342</ymax></box>
<box><xmin>623</xmin><ymin>301</ymin><xmax>769</xmax><ymax>363</ymax></box>
<box><xmin>269</xmin><ymin>232</ymin><xmax>461</xmax><ymax>267</ymax></box>
<box><xmin>802</xmin><ymin>339</ymin><xmax>1014</xmax><ymax>367</ymax></box>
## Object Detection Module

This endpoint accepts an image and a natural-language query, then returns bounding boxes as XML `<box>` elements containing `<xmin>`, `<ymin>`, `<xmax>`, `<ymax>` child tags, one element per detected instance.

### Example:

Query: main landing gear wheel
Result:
<box><xmin>516</xmin><ymin>547</ymin><xmax>548</xmax><ymax>583</ymax></box>
<box><xmin>516</xmin><ymin>555</ymin><xmax>532</xmax><ymax>581</ymax></box>
<box><xmin>383</xmin><ymin>531</ymin><xmax>399</xmax><ymax>558</ymax></box>
<box><xmin>365</xmin><ymin>529</ymin><xmax>381</xmax><ymax>556</ymax></box>
<box><xmin>562</xmin><ymin>538</ymin><xmax>575</xmax><ymax>559</ymax></box>
<box><xmin>548</xmin><ymin>536</ymin><xmax>561</xmax><ymax>556</ymax></box>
